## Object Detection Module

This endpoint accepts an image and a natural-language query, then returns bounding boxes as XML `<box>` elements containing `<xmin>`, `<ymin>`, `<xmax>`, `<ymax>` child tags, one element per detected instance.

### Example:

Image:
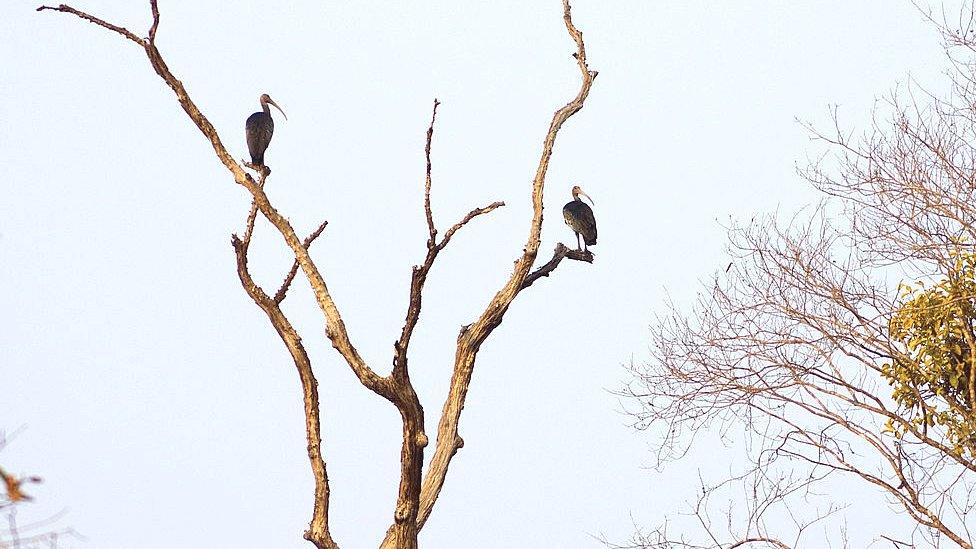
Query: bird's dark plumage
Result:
<box><xmin>245</xmin><ymin>94</ymin><xmax>286</xmax><ymax>166</ymax></box>
<box><xmin>246</xmin><ymin>112</ymin><xmax>273</xmax><ymax>165</ymax></box>
<box><xmin>563</xmin><ymin>185</ymin><xmax>597</xmax><ymax>251</ymax></box>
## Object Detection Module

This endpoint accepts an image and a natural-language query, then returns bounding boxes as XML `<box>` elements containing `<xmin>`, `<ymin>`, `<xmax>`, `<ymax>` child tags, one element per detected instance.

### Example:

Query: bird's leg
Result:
<box><xmin>576</xmin><ymin>233</ymin><xmax>582</xmax><ymax>251</ymax></box>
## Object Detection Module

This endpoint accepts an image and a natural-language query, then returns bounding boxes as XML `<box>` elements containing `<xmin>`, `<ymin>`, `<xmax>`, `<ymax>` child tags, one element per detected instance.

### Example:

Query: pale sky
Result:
<box><xmin>1</xmin><ymin>1</ymin><xmax>956</xmax><ymax>547</ymax></box>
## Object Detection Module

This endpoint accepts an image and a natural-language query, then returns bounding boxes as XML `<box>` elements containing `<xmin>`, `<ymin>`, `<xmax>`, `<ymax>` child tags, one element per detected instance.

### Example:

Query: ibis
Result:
<box><xmin>245</xmin><ymin>93</ymin><xmax>287</xmax><ymax>167</ymax></box>
<box><xmin>563</xmin><ymin>185</ymin><xmax>597</xmax><ymax>252</ymax></box>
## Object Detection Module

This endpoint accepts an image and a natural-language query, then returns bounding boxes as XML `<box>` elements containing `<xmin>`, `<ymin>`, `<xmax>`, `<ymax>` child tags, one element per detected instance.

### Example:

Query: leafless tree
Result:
<box><xmin>621</xmin><ymin>7</ymin><xmax>976</xmax><ymax>549</ymax></box>
<box><xmin>37</xmin><ymin>2</ymin><xmax>598</xmax><ymax>548</ymax></box>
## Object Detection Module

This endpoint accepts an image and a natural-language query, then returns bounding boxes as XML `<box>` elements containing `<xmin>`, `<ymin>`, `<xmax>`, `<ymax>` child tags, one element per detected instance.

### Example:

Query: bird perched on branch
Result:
<box><xmin>563</xmin><ymin>185</ymin><xmax>597</xmax><ymax>252</ymax></box>
<box><xmin>245</xmin><ymin>93</ymin><xmax>287</xmax><ymax>167</ymax></box>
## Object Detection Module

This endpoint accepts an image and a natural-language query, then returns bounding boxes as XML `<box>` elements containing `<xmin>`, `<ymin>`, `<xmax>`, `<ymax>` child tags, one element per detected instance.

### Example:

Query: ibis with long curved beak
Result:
<box><xmin>245</xmin><ymin>93</ymin><xmax>287</xmax><ymax>167</ymax></box>
<box><xmin>563</xmin><ymin>185</ymin><xmax>597</xmax><ymax>252</ymax></box>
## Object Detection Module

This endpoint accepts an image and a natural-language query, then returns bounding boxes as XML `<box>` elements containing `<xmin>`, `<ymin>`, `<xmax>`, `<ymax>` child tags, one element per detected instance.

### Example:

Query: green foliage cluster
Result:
<box><xmin>885</xmin><ymin>254</ymin><xmax>976</xmax><ymax>456</ymax></box>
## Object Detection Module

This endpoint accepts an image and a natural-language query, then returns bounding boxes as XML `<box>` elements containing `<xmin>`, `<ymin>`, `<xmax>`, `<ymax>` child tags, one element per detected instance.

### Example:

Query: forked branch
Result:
<box><xmin>39</xmin><ymin>0</ymin><xmax>390</xmax><ymax>403</ymax></box>
<box><xmin>405</xmin><ymin>0</ymin><xmax>598</xmax><ymax>536</ymax></box>
<box><xmin>231</xmin><ymin>215</ymin><xmax>336</xmax><ymax>549</ymax></box>
<box><xmin>395</xmin><ymin>99</ymin><xmax>506</xmax><ymax>383</ymax></box>
<box><xmin>276</xmin><ymin>220</ymin><xmax>330</xmax><ymax>304</ymax></box>
<box><xmin>382</xmin><ymin>98</ymin><xmax>506</xmax><ymax>548</ymax></box>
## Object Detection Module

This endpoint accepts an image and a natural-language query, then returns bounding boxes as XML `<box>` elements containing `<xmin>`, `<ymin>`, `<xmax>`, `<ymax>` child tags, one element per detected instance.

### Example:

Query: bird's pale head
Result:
<box><xmin>571</xmin><ymin>185</ymin><xmax>594</xmax><ymax>205</ymax></box>
<box><xmin>260</xmin><ymin>94</ymin><xmax>288</xmax><ymax>120</ymax></box>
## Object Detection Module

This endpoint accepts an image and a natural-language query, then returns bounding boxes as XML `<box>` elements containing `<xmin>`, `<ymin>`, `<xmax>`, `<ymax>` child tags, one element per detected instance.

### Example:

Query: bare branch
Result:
<box><xmin>522</xmin><ymin>243</ymin><xmax>594</xmax><ymax>290</ymax></box>
<box><xmin>43</xmin><ymin>2</ymin><xmax>390</xmax><ymax>399</ymax></box>
<box><xmin>409</xmin><ymin>0</ymin><xmax>598</xmax><ymax>537</ymax></box>
<box><xmin>230</xmin><ymin>233</ymin><xmax>339</xmax><ymax>549</ymax></box>
<box><xmin>392</xmin><ymin>121</ymin><xmax>504</xmax><ymax>384</ymax></box>
<box><xmin>275</xmin><ymin>220</ymin><xmax>329</xmax><ymax>304</ymax></box>
<box><xmin>42</xmin><ymin>4</ymin><xmax>346</xmax><ymax>545</ymax></box>
<box><xmin>228</xmin><ymin>169</ymin><xmax>334</xmax><ymax>548</ymax></box>
<box><xmin>148</xmin><ymin>0</ymin><xmax>160</xmax><ymax>44</ymax></box>
<box><xmin>240</xmin><ymin>171</ymin><xmax>269</xmax><ymax>248</ymax></box>
<box><xmin>37</xmin><ymin>4</ymin><xmax>144</xmax><ymax>45</ymax></box>
<box><xmin>423</xmin><ymin>99</ymin><xmax>441</xmax><ymax>246</ymax></box>
<box><xmin>438</xmin><ymin>202</ymin><xmax>505</xmax><ymax>251</ymax></box>
<box><xmin>728</xmin><ymin>538</ymin><xmax>793</xmax><ymax>549</ymax></box>
<box><xmin>385</xmin><ymin>104</ymin><xmax>505</xmax><ymax>548</ymax></box>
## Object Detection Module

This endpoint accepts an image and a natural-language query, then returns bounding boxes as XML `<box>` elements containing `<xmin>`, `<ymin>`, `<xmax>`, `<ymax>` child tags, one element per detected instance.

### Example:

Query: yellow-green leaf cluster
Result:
<box><xmin>886</xmin><ymin>253</ymin><xmax>976</xmax><ymax>456</ymax></box>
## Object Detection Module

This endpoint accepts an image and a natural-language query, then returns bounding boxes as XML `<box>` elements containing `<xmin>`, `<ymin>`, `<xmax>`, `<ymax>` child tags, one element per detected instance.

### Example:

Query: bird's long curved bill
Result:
<box><xmin>579</xmin><ymin>190</ymin><xmax>595</xmax><ymax>206</ymax></box>
<box><xmin>268</xmin><ymin>98</ymin><xmax>288</xmax><ymax>120</ymax></box>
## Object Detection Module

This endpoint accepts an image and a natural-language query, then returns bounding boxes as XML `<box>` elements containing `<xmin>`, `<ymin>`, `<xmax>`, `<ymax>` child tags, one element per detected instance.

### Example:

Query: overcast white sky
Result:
<box><xmin>0</xmin><ymin>1</ymin><xmax>960</xmax><ymax>547</ymax></box>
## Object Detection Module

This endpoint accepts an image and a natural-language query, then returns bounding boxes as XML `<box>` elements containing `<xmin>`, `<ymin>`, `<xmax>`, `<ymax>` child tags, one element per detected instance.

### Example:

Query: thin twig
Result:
<box><xmin>37</xmin><ymin>5</ymin><xmax>144</xmax><ymax>45</ymax></box>
<box><xmin>241</xmin><ymin>172</ymin><xmax>268</xmax><ymax>248</ymax></box>
<box><xmin>438</xmin><ymin>202</ymin><xmax>506</xmax><ymax>250</ymax></box>
<box><xmin>148</xmin><ymin>0</ymin><xmax>160</xmax><ymax>44</ymax></box>
<box><xmin>275</xmin><ymin>220</ymin><xmax>329</xmax><ymax>304</ymax></box>
<box><xmin>424</xmin><ymin>99</ymin><xmax>441</xmax><ymax>247</ymax></box>
<box><xmin>728</xmin><ymin>538</ymin><xmax>793</xmax><ymax>549</ymax></box>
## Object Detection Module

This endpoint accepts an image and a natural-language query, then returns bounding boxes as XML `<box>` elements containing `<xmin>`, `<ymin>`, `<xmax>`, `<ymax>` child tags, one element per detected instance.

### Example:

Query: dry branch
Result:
<box><xmin>232</xmin><ymin>175</ymin><xmax>335</xmax><ymax>548</ymax></box>
<box><xmin>385</xmin><ymin>98</ymin><xmax>507</xmax><ymax>549</ymax></box>
<box><xmin>404</xmin><ymin>0</ymin><xmax>598</xmax><ymax>537</ymax></box>
<box><xmin>231</xmin><ymin>224</ymin><xmax>337</xmax><ymax>549</ymax></box>
<box><xmin>522</xmin><ymin>243</ymin><xmax>594</xmax><ymax>290</ymax></box>
<box><xmin>423</xmin><ymin>99</ymin><xmax>441</xmax><ymax>245</ymax></box>
<box><xmin>41</xmin><ymin>1</ymin><xmax>391</xmax><ymax>402</ymax></box>
<box><xmin>37</xmin><ymin>4</ymin><xmax>142</xmax><ymax>44</ymax></box>
<box><xmin>276</xmin><ymin>220</ymin><xmax>330</xmax><ymax>304</ymax></box>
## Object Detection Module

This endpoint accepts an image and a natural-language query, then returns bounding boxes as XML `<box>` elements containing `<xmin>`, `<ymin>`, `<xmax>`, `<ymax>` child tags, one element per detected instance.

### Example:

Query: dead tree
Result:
<box><xmin>38</xmin><ymin>2</ymin><xmax>598</xmax><ymax>548</ymax></box>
